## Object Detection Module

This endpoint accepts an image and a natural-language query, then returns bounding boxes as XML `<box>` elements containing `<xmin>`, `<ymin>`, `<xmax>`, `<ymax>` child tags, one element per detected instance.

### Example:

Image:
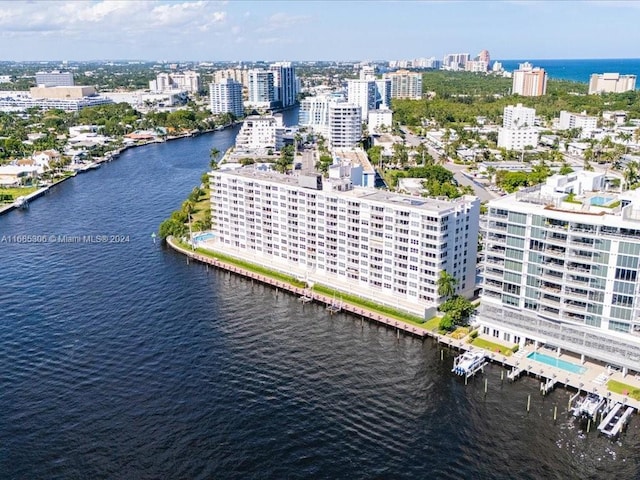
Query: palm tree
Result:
<box><xmin>437</xmin><ymin>271</ymin><xmax>458</xmax><ymax>300</ymax></box>
<box><xmin>617</xmin><ymin>131</ymin><xmax>632</xmax><ymax>155</ymax></box>
<box><xmin>623</xmin><ymin>161</ymin><xmax>639</xmax><ymax>190</ymax></box>
<box><xmin>209</xmin><ymin>147</ymin><xmax>220</xmax><ymax>170</ymax></box>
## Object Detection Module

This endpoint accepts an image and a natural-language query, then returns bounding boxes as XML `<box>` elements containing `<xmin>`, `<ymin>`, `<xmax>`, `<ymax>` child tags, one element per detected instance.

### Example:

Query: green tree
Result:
<box><xmin>209</xmin><ymin>147</ymin><xmax>220</xmax><ymax>170</ymax></box>
<box><xmin>437</xmin><ymin>270</ymin><xmax>458</xmax><ymax>300</ymax></box>
<box><xmin>439</xmin><ymin>295</ymin><xmax>475</xmax><ymax>327</ymax></box>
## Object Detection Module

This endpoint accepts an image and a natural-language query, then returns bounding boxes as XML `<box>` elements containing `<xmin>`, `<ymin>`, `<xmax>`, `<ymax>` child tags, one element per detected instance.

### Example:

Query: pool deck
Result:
<box><xmin>167</xmin><ymin>236</ymin><xmax>640</xmax><ymax>412</ymax></box>
<box><xmin>439</xmin><ymin>335</ymin><xmax>640</xmax><ymax>411</ymax></box>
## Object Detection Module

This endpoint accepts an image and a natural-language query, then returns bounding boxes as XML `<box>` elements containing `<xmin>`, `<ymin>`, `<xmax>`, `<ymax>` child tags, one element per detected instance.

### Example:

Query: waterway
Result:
<box><xmin>0</xmin><ymin>126</ymin><xmax>638</xmax><ymax>479</ymax></box>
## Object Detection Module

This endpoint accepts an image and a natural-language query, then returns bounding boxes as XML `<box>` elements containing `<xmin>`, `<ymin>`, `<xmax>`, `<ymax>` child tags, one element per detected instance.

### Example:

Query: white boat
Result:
<box><xmin>14</xmin><ymin>196</ymin><xmax>28</xmax><ymax>209</ymax></box>
<box><xmin>452</xmin><ymin>351</ymin><xmax>486</xmax><ymax>377</ymax></box>
<box><xmin>572</xmin><ymin>393</ymin><xmax>605</xmax><ymax>419</ymax></box>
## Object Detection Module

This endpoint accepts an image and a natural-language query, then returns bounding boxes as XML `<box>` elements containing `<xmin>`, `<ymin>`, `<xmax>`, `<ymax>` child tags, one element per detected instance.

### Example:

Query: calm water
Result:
<box><xmin>1</xmin><ymin>128</ymin><xmax>638</xmax><ymax>479</ymax></box>
<box><xmin>499</xmin><ymin>58</ymin><xmax>640</xmax><ymax>84</ymax></box>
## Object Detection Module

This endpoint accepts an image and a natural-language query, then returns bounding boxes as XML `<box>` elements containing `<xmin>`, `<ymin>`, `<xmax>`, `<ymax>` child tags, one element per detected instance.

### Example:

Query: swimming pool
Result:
<box><xmin>193</xmin><ymin>232</ymin><xmax>215</xmax><ymax>243</ymax></box>
<box><xmin>527</xmin><ymin>352</ymin><xmax>587</xmax><ymax>374</ymax></box>
<box><xmin>590</xmin><ymin>196</ymin><xmax>614</xmax><ymax>206</ymax></box>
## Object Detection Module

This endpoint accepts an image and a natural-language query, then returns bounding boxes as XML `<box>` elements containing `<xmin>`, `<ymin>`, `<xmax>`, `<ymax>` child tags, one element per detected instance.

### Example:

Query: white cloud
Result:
<box><xmin>258</xmin><ymin>12</ymin><xmax>311</xmax><ymax>33</ymax></box>
<box><xmin>0</xmin><ymin>1</ymin><xmax>227</xmax><ymax>37</ymax></box>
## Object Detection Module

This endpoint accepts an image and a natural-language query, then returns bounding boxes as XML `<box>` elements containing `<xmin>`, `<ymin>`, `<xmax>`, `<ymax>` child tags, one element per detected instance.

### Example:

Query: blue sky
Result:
<box><xmin>0</xmin><ymin>1</ymin><xmax>639</xmax><ymax>61</ymax></box>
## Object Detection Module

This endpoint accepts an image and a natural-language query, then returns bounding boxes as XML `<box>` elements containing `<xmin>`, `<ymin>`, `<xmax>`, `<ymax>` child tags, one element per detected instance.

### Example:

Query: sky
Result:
<box><xmin>0</xmin><ymin>0</ymin><xmax>639</xmax><ymax>62</ymax></box>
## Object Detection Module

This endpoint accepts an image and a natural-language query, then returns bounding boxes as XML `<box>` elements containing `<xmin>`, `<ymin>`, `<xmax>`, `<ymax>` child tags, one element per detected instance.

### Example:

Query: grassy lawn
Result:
<box><xmin>423</xmin><ymin>316</ymin><xmax>442</xmax><ymax>332</ymax></box>
<box><xmin>0</xmin><ymin>186</ymin><xmax>39</xmax><ymax>203</ymax></box>
<box><xmin>311</xmin><ymin>284</ymin><xmax>426</xmax><ymax>326</ymax></box>
<box><xmin>471</xmin><ymin>337</ymin><xmax>514</xmax><ymax>356</ymax></box>
<box><xmin>176</xmin><ymin>240</ymin><xmax>307</xmax><ymax>288</ymax></box>
<box><xmin>192</xmin><ymin>188</ymin><xmax>210</xmax><ymax>225</ymax></box>
<box><xmin>607</xmin><ymin>379</ymin><xmax>640</xmax><ymax>401</ymax></box>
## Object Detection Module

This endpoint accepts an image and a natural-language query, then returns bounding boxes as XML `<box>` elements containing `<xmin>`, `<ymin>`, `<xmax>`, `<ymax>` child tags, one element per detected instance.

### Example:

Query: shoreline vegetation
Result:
<box><xmin>0</xmin><ymin>123</ymin><xmax>237</xmax><ymax>215</ymax></box>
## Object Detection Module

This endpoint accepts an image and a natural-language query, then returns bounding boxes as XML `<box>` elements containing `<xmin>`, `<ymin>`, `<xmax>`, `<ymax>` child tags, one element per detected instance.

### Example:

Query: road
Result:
<box><xmin>401</xmin><ymin>127</ymin><xmax>499</xmax><ymax>202</ymax></box>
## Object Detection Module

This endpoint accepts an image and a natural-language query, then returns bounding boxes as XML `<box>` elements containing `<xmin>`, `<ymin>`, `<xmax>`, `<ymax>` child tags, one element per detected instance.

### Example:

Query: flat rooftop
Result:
<box><xmin>212</xmin><ymin>166</ymin><xmax>477</xmax><ymax>213</ymax></box>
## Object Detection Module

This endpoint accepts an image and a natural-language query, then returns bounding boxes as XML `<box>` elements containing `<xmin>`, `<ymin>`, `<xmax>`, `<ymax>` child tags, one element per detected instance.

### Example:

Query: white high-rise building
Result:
<box><xmin>558</xmin><ymin>111</ymin><xmax>598</xmax><ymax>135</ymax></box>
<box><xmin>35</xmin><ymin>71</ymin><xmax>74</xmax><ymax>87</ymax></box>
<box><xmin>360</xmin><ymin>65</ymin><xmax>376</xmax><ymax>80</ymax></box>
<box><xmin>149</xmin><ymin>71</ymin><xmax>200</xmax><ymax>93</ymax></box>
<box><xmin>269</xmin><ymin>61</ymin><xmax>297</xmax><ymax>108</ymax></box>
<box><xmin>347</xmin><ymin>79</ymin><xmax>377</xmax><ymax>119</ymax></box>
<box><xmin>209</xmin><ymin>167</ymin><xmax>480</xmax><ymax>316</ymax></box>
<box><xmin>299</xmin><ymin>95</ymin><xmax>343</xmax><ymax>137</ymax></box>
<box><xmin>478</xmin><ymin>172</ymin><xmax>640</xmax><ymax>375</ymax></box>
<box><xmin>442</xmin><ymin>53</ymin><xmax>470</xmax><ymax>70</ymax></box>
<box><xmin>213</xmin><ymin>68</ymin><xmax>250</xmax><ymax>98</ymax></box>
<box><xmin>329</xmin><ymin>103</ymin><xmax>362</xmax><ymax>148</ymax></box>
<box><xmin>209</xmin><ymin>78</ymin><xmax>244</xmax><ymax>118</ymax></box>
<box><xmin>247</xmin><ymin>70</ymin><xmax>275</xmax><ymax>108</ymax></box>
<box><xmin>234</xmin><ymin>115</ymin><xmax>284</xmax><ymax>154</ymax></box>
<box><xmin>498</xmin><ymin>104</ymin><xmax>538</xmax><ymax>150</ymax></box>
<box><xmin>588</xmin><ymin>73</ymin><xmax>637</xmax><ymax>95</ymax></box>
<box><xmin>503</xmin><ymin>104</ymin><xmax>536</xmax><ymax>129</ymax></box>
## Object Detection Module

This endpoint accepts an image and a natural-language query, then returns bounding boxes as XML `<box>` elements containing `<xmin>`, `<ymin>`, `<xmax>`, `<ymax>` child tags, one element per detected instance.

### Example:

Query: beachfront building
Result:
<box><xmin>588</xmin><ymin>73</ymin><xmax>637</xmax><ymax>95</ymax></box>
<box><xmin>512</xmin><ymin>62</ymin><xmax>547</xmax><ymax>96</ymax></box>
<box><xmin>384</xmin><ymin>70</ymin><xmax>422</xmax><ymax>100</ymax></box>
<box><xmin>208</xmin><ymin>166</ymin><xmax>480</xmax><ymax>316</ymax></box>
<box><xmin>209</xmin><ymin>78</ymin><xmax>244</xmax><ymax>118</ymax></box>
<box><xmin>234</xmin><ymin>115</ymin><xmax>284</xmax><ymax>154</ymax></box>
<box><xmin>558</xmin><ymin>111</ymin><xmax>598</xmax><ymax>137</ymax></box>
<box><xmin>328</xmin><ymin>103</ymin><xmax>362</xmax><ymax>148</ymax></box>
<box><xmin>247</xmin><ymin>69</ymin><xmax>275</xmax><ymax>109</ymax></box>
<box><xmin>478</xmin><ymin>171</ymin><xmax>640</xmax><ymax>374</ymax></box>
<box><xmin>465</xmin><ymin>60</ymin><xmax>489</xmax><ymax>73</ymax></box>
<box><xmin>442</xmin><ymin>53</ymin><xmax>470</xmax><ymax>71</ymax></box>
<box><xmin>35</xmin><ymin>71</ymin><xmax>74</xmax><ymax>87</ymax></box>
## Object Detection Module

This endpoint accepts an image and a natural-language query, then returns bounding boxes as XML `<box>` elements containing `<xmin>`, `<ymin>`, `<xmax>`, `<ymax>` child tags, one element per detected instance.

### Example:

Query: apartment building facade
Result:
<box><xmin>384</xmin><ymin>70</ymin><xmax>422</xmax><ymax>100</ymax></box>
<box><xmin>588</xmin><ymin>73</ymin><xmax>637</xmax><ymax>95</ymax></box>
<box><xmin>209</xmin><ymin>168</ymin><xmax>480</xmax><ymax>315</ymax></box>
<box><xmin>512</xmin><ymin>63</ymin><xmax>547</xmax><ymax>96</ymax></box>
<box><xmin>328</xmin><ymin>103</ymin><xmax>362</xmax><ymax>148</ymax></box>
<box><xmin>479</xmin><ymin>172</ymin><xmax>640</xmax><ymax>373</ymax></box>
<box><xmin>209</xmin><ymin>78</ymin><xmax>244</xmax><ymax>118</ymax></box>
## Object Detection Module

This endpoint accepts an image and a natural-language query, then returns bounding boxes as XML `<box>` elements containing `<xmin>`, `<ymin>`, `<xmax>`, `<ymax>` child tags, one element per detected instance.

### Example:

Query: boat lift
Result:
<box><xmin>452</xmin><ymin>351</ymin><xmax>487</xmax><ymax>379</ymax></box>
<box><xmin>598</xmin><ymin>403</ymin><xmax>635</xmax><ymax>438</ymax></box>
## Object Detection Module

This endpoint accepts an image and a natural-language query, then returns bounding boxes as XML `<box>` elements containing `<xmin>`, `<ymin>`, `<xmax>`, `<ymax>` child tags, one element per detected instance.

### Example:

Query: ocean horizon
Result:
<box><xmin>498</xmin><ymin>58</ymin><xmax>640</xmax><ymax>84</ymax></box>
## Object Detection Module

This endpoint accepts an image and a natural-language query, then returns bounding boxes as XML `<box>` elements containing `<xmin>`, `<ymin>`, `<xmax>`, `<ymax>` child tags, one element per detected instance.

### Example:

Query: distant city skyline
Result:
<box><xmin>1</xmin><ymin>1</ymin><xmax>640</xmax><ymax>62</ymax></box>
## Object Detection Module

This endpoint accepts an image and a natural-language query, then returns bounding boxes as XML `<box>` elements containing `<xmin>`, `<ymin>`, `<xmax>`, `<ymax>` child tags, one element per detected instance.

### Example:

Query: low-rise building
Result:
<box><xmin>497</xmin><ymin>127</ymin><xmax>539</xmax><ymax>150</ymax></box>
<box><xmin>234</xmin><ymin>115</ymin><xmax>285</xmax><ymax>154</ymax></box>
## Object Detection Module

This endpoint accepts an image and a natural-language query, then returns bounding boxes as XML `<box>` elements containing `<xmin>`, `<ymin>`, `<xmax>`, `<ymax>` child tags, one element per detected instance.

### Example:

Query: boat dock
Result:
<box><xmin>598</xmin><ymin>403</ymin><xmax>635</xmax><ymax>438</ymax></box>
<box><xmin>167</xmin><ymin>237</ymin><xmax>640</xmax><ymax>434</ymax></box>
<box><xmin>168</xmin><ymin>237</ymin><xmax>430</xmax><ymax>339</ymax></box>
